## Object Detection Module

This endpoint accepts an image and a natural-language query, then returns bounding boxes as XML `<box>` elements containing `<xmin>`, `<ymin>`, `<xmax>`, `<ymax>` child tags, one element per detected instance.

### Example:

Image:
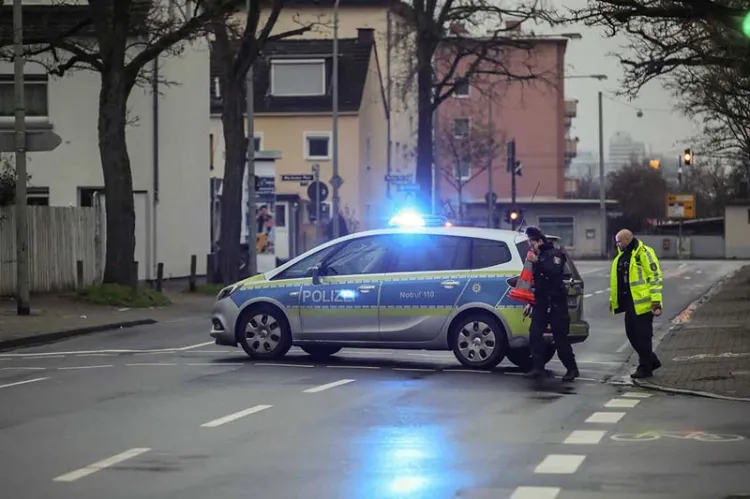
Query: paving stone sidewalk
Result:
<box><xmin>643</xmin><ymin>264</ymin><xmax>750</xmax><ymax>400</ymax></box>
<box><xmin>0</xmin><ymin>289</ymin><xmax>215</xmax><ymax>349</ymax></box>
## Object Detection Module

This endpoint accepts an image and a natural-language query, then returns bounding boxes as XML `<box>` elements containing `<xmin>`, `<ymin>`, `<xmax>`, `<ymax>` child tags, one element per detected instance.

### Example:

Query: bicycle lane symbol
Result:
<box><xmin>611</xmin><ymin>431</ymin><xmax>745</xmax><ymax>443</ymax></box>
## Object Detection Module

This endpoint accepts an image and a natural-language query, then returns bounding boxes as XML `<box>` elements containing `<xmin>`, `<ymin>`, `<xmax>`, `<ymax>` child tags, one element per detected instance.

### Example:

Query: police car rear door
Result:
<box><xmin>378</xmin><ymin>233</ymin><xmax>472</xmax><ymax>342</ymax></box>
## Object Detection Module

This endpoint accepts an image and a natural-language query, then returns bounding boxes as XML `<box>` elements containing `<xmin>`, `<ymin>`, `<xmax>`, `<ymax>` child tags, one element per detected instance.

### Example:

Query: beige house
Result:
<box><xmin>209</xmin><ymin>28</ymin><xmax>389</xmax><ymax>230</ymax></box>
<box><xmin>725</xmin><ymin>200</ymin><xmax>750</xmax><ymax>259</ymax></box>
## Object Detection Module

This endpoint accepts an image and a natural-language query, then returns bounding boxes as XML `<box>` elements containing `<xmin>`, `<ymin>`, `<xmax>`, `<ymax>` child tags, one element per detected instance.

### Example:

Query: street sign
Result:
<box><xmin>307</xmin><ymin>181</ymin><xmax>329</xmax><ymax>203</ymax></box>
<box><xmin>666</xmin><ymin>193</ymin><xmax>695</xmax><ymax>219</ymax></box>
<box><xmin>385</xmin><ymin>173</ymin><xmax>412</xmax><ymax>184</ymax></box>
<box><xmin>397</xmin><ymin>183</ymin><xmax>420</xmax><ymax>192</ymax></box>
<box><xmin>330</xmin><ymin>174</ymin><xmax>344</xmax><ymax>189</ymax></box>
<box><xmin>0</xmin><ymin>130</ymin><xmax>62</xmax><ymax>152</ymax></box>
<box><xmin>281</xmin><ymin>174</ymin><xmax>314</xmax><ymax>182</ymax></box>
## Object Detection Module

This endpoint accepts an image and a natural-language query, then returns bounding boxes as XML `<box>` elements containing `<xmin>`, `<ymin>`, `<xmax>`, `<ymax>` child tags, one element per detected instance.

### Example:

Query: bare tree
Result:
<box><xmin>389</xmin><ymin>0</ymin><xmax>555</xmax><ymax>209</ymax></box>
<box><xmin>210</xmin><ymin>0</ymin><xmax>318</xmax><ymax>284</ymax></box>
<box><xmin>0</xmin><ymin>0</ymin><xmax>241</xmax><ymax>285</ymax></box>
<box><xmin>607</xmin><ymin>159</ymin><xmax>667</xmax><ymax>232</ymax></box>
<box><xmin>436</xmin><ymin>115</ymin><xmax>503</xmax><ymax>222</ymax></box>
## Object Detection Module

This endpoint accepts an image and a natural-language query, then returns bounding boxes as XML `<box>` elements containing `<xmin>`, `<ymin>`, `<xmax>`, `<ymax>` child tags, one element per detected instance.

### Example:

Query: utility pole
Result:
<box><xmin>245</xmin><ymin>0</ymin><xmax>257</xmax><ymax>277</ymax></box>
<box><xmin>331</xmin><ymin>0</ymin><xmax>341</xmax><ymax>238</ymax></box>
<box><xmin>507</xmin><ymin>139</ymin><xmax>517</xmax><ymax>230</ymax></box>
<box><xmin>677</xmin><ymin>155</ymin><xmax>683</xmax><ymax>259</ymax></box>
<box><xmin>598</xmin><ymin>90</ymin><xmax>606</xmax><ymax>259</ymax></box>
<box><xmin>486</xmin><ymin>98</ymin><xmax>494</xmax><ymax>228</ymax></box>
<box><xmin>14</xmin><ymin>0</ymin><xmax>30</xmax><ymax>316</ymax></box>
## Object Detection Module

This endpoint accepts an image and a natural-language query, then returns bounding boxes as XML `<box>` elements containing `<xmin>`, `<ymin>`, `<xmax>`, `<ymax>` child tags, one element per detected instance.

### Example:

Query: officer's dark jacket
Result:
<box><xmin>532</xmin><ymin>241</ymin><xmax>568</xmax><ymax>301</ymax></box>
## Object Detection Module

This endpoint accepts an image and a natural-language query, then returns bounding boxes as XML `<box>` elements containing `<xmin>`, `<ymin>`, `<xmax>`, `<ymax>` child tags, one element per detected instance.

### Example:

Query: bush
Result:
<box><xmin>193</xmin><ymin>283</ymin><xmax>224</xmax><ymax>296</ymax></box>
<box><xmin>77</xmin><ymin>284</ymin><xmax>171</xmax><ymax>308</ymax></box>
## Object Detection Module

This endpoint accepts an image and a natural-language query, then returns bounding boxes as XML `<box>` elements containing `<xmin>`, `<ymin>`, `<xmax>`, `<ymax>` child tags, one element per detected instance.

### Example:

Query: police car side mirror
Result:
<box><xmin>311</xmin><ymin>265</ymin><xmax>321</xmax><ymax>285</ymax></box>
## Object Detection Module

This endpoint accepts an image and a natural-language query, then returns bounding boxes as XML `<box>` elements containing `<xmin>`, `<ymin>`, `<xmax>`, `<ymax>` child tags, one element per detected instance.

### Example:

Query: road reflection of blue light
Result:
<box><xmin>350</xmin><ymin>424</ymin><xmax>471</xmax><ymax>499</ymax></box>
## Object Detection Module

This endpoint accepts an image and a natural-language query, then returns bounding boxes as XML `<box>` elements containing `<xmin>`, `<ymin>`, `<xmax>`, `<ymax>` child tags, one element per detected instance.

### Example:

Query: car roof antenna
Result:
<box><xmin>516</xmin><ymin>181</ymin><xmax>540</xmax><ymax>232</ymax></box>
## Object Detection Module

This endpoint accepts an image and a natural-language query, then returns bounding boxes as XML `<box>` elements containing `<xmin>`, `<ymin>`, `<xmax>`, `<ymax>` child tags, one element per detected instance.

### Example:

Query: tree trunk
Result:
<box><xmin>416</xmin><ymin>41</ymin><xmax>435</xmax><ymax>212</ymax></box>
<box><xmin>98</xmin><ymin>66</ymin><xmax>136</xmax><ymax>285</ymax></box>
<box><xmin>218</xmin><ymin>77</ymin><xmax>247</xmax><ymax>285</ymax></box>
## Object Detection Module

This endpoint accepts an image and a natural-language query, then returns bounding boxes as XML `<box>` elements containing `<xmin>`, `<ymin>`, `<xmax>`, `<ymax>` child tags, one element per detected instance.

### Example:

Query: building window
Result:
<box><xmin>79</xmin><ymin>187</ymin><xmax>104</xmax><ymax>207</ymax></box>
<box><xmin>271</xmin><ymin>59</ymin><xmax>325</xmax><ymax>97</ymax></box>
<box><xmin>453</xmin><ymin>118</ymin><xmax>470</xmax><ymax>139</ymax></box>
<box><xmin>453</xmin><ymin>160</ymin><xmax>470</xmax><ymax>180</ymax></box>
<box><xmin>27</xmin><ymin>187</ymin><xmax>49</xmax><ymax>205</ymax></box>
<box><xmin>254</xmin><ymin>133</ymin><xmax>262</xmax><ymax>152</ymax></box>
<box><xmin>538</xmin><ymin>216</ymin><xmax>575</xmax><ymax>248</ymax></box>
<box><xmin>275</xmin><ymin>204</ymin><xmax>286</xmax><ymax>227</ymax></box>
<box><xmin>304</xmin><ymin>132</ymin><xmax>331</xmax><ymax>160</ymax></box>
<box><xmin>453</xmin><ymin>79</ymin><xmax>470</xmax><ymax>98</ymax></box>
<box><xmin>0</xmin><ymin>77</ymin><xmax>48</xmax><ymax>117</ymax></box>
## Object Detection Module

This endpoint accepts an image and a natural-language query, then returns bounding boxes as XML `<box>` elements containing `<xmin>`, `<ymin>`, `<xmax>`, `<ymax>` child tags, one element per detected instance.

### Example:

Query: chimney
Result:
<box><xmin>357</xmin><ymin>28</ymin><xmax>375</xmax><ymax>44</ymax></box>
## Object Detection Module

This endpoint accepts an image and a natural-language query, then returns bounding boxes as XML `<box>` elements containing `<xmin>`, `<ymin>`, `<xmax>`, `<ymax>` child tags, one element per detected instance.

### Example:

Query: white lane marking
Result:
<box><xmin>53</xmin><ymin>448</ymin><xmax>151</xmax><ymax>483</ymax></box>
<box><xmin>174</xmin><ymin>341</ymin><xmax>216</xmax><ymax>351</ymax></box>
<box><xmin>622</xmin><ymin>392</ymin><xmax>652</xmax><ymax>399</ymax></box>
<box><xmin>605</xmin><ymin>398</ymin><xmax>640</xmax><ymax>408</ymax></box>
<box><xmin>75</xmin><ymin>354</ymin><xmax>116</xmax><ymax>357</ymax></box>
<box><xmin>327</xmin><ymin>365</ymin><xmax>380</xmax><ymax>370</ymax></box>
<box><xmin>510</xmin><ymin>486</ymin><xmax>561</xmax><ymax>499</ymax></box>
<box><xmin>0</xmin><ymin>377</ymin><xmax>49</xmax><ymax>389</ymax></box>
<box><xmin>184</xmin><ymin>350</ymin><xmax>236</xmax><ymax>354</ymax></box>
<box><xmin>58</xmin><ymin>365</ymin><xmax>113</xmax><ymax>370</ymax></box>
<box><xmin>125</xmin><ymin>363</ymin><xmax>178</xmax><ymax>366</ymax></box>
<box><xmin>684</xmin><ymin>276</ymin><xmax>691</xmax><ymax>280</ymax></box>
<box><xmin>607</xmin><ymin>287</ymin><xmax>611</xmax><ymax>291</ymax></box>
<box><xmin>186</xmin><ymin>363</ymin><xmax>245</xmax><ymax>367</ymax></box>
<box><xmin>25</xmin><ymin>355</ymin><xmax>65</xmax><ymax>359</ymax></box>
<box><xmin>303</xmin><ymin>379</ymin><xmax>356</xmax><ymax>393</ymax></box>
<box><xmin>393</xmin><ymin>367</ymin><xmax>436</xmax><ymax>372</ymax></box>
<box><xmin>679</xmin><ymin>262</ymin><xmax>687</xmax><ymax>269</ymax></box>
<box><xmin>534</xmin><ymin>454</ymin><xmax>586</xmax><ymax>474</ymax></box>
<box><xmin>583</xmin><ymin>293</ymin><xmax>593</xmax><ymax>298</ymax></box>
<box><xmin>1</xmin><ymin>367</ymin><xmax>45</xmax><ymax>371</ymax></box>
<box><xmin>201</xmin><ymin>405</ymin><xmax>273</xmax><ymax>428</ymax></box>
<box><xmin>616</xmin><ymin>341</ymin><xmax>631</xmax><ymax>353</ymax></box>
<box><xmin>563</xmin><ymin>430</ymin><xmax>607</xmax><ymax>444</ymax></box>
<box><xmin>595</xmin><ymin>290</ymin><xmax>604</xmax><ymax>294</ymax></box>
<box><xmin>586</xmin><ymin>412</ymin><xmax>626</xmax><ymax>423</ymax></box>
<box><xmin>135</xmin><ymin>352</ymin><xmax>172</xmax><ymax>356</ymax></box>
<box><xmin>254</xmin><ymin>363</ymin><xmax>314</xmax><ymax>368</ymax></box>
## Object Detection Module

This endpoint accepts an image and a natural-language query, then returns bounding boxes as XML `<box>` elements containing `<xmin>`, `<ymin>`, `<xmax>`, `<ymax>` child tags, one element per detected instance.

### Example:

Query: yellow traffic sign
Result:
<box><xmin>666</xmin><ymin>193</ymin><xmax>695</xmax><ymax>219</ymax></box>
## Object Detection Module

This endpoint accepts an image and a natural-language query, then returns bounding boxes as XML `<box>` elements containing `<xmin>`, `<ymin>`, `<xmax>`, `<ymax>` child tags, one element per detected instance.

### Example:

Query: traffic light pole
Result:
<box><xmin>511</xmin><ymin>163</ymin><xmax>517</xmax><ymax>230</ymax></box>
<box><xmin>677</xmin><ymin>155</ymin><xmax>683</xmax><ymax>259</ymax></box>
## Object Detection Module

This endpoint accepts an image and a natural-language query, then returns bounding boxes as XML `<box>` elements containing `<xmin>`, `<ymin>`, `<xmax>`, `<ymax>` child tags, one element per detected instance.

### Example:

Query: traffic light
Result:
<box><xmin>683</xmin><ymin>149</ymin><xmax>692</xmax><ymax>166</ymax></box>
<box><xmin>505</xmin><ymin>208</ymin><xmax>522</xmax><ymax>224</ymax></box>
<box><xmin>649</xmin><ymin>159</ymin><xmax>660</xmax><ymax>169</ymax></box>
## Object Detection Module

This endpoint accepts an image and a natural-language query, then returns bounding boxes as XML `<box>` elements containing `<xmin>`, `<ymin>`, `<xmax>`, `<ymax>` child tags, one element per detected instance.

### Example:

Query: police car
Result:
<box><xmin>210</xmin><ymin>213</ymin><xmax>589</xmax><ymax>371</ymax></box>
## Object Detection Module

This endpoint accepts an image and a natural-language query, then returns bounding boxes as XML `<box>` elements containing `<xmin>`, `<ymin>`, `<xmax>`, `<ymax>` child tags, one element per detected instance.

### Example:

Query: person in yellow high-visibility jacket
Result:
<box><xmin>609</xmin><ymin>229</ymin><xmax>663</xmax><ymax>379</ymax></box>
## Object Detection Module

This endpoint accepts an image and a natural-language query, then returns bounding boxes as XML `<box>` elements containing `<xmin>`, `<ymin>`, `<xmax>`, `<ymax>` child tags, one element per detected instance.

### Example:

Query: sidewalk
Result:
<box><xmin>0</xmin><ymin>288</ymin><xmax>216</xmax><ymax>350</ymax></box>
<box><xmin>638</xmin><ymin>264</ymin><xmax>750</xmax><ymax>400</ymax></box>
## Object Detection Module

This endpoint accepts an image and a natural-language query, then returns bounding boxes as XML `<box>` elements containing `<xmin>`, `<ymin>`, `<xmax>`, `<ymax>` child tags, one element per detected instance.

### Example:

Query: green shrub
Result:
<box><xmin>77</xmin><ymin>284</ymin><xmax>171</xmax><ymax>308</ymax></box>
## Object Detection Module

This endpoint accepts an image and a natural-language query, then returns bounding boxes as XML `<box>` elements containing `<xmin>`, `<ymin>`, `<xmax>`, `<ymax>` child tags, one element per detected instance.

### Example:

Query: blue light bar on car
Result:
<box><xmin>388</xmin><ymin>209</ymin><xmax>426</xmax><ymax>228</ymax></box>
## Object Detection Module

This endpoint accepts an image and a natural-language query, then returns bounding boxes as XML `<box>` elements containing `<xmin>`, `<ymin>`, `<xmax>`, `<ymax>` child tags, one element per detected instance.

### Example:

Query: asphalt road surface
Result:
<box><xmin>1</xmin><ymin>260</ymin><xmax>748</xmax><ymax>499</ymax></box>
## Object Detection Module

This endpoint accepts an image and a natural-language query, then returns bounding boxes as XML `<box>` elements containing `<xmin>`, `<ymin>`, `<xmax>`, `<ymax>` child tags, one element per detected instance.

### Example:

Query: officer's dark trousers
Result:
<box><xmin>624</xmin><ymin>302</ymin><xmax>658</xmax><ymax>370</ymax></box>
<box><xmin>529</xmin><ymin>299</ymin><xmax>577</xmax><ymax>370</ymax></box>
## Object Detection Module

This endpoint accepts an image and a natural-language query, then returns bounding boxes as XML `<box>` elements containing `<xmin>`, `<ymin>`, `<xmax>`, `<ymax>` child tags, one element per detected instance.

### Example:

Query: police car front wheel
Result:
<box><xmin>237</xmin><ymin>304</ymin><xmax>292</xmax><ymax>360</ymax></box>
<box><xmin>450</xmin><ymin>313</ymin><xmax>508</xmax><ymax>370</ymax></box>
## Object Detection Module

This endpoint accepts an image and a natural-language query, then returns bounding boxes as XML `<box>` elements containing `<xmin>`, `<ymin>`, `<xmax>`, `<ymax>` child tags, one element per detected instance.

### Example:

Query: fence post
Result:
<box><xmin>189</xmin><ymin>254</ymin><xmax>197</xmax><ymax>292</ymax></box>
<box><xmin>76</xmin><ymin>260</ymin><xmax>84</xmax><ymax>291</ymax></box>
<box><xmin>131</xmin><ymin>261</ymin><xmax>139</xmax><ymax>294</ymax></box>
<box><xmin>156</xmin><ymin>262</ymin><xmax>164</xmax><ymax>293</ymax></box>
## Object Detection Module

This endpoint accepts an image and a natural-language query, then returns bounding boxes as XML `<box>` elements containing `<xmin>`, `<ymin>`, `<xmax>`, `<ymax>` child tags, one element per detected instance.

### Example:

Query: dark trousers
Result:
<box><xmin>529</xmin><ymin>299</ymin><xmax>577</xmax><ymax>370</ymax></box>
<box><xmin>624</xmin><ymin>304</ymin><xmax>659</xmax><ymax>370</ymax></box>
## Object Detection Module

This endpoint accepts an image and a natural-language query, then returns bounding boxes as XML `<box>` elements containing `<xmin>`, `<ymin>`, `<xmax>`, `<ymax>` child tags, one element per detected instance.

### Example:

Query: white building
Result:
<box><xmin>608</xmin><ymin>131</ymin><xmax>646</xmax><ymax>171</ymax></box>
<box><xmin>0</xmin><ymin>3</ymin><xmax>210</xmax><ymax>280</ymax></box>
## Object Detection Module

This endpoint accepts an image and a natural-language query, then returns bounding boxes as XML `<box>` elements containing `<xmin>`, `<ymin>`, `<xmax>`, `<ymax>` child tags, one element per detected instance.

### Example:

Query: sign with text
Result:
<box><xmin>666</xmin><ymin>193</ymin><xmax>695</xmax><ymax>219</ymax></box>
<box><xmin>281</xmin><ymin>174</ymin><xmax>314</xmax><ymax>182</ymax></box>
<box><xmin>385</xmin><ymin>174</ymin><xmax>413</xmax><ymax>184</ymax></box>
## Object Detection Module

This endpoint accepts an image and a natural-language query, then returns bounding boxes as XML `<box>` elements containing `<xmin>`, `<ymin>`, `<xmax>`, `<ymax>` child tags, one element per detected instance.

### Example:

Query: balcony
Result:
<box><xmin>565</xmin><ymin>138</ymin><xmax>578</xmax><ymax>158</ymax></box>
<box><xmin>564</xmin><ymin>99</ymin><xmax>578</xmax><ymax>118</ymax></box>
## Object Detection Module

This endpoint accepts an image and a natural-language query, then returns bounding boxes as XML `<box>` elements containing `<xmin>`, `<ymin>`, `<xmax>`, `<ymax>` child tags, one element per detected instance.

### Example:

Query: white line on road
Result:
<box><xmin>622</xmin><ymin>392</ymin><xmax>652</xmax><ymax>399</ymax></box>
<box><xmin>25</xmin><ymin>355</ymin><xmax>65</xmax><ymax>359</ymax></box>
<box><xmin>326</xmin><ymin>365</ymin><xmax>380</xmax><ymax>370</ymax></box>
<box><xmin>174</xmin><ymin>341</ymin><xmax>216</xmax><ymax>351</ymax></box>
<box><xmin>605</xmin><ymin>398</ymin><xmax>640</xmax><ymax>408</ymax></box>
<box><xmin>186</xmin><ymin>362</ymin><xmax>245</xmax><ymax>367</ymax></box>
<box><xmin>449</xmin><ymin>369</ymin><xmax>493</xmax><ymax>374</ymax></box>
<box><xmin>616</xmin><ymin>341</ymin><xmax>631</xmax><ymax>353</ymax></box>
<box><xmin>586</xmin><ymin>412</ymin><xmax>626</xmax><ymax>424</ymax></box>
<box><xmin>595</xmin><ymin>290</ymin><xmax>604</xmax><ymax>294</ymax></box>
<box><xmin>0</xmin><ymin>377</ymin><xmax>49</xmax><ymax>389</ymax></box>
<box><xmin>1</xmin><ymin>367</ymin><xmax>45</xmax><ymax>371</ymax></box>
<box><xmin>75</xmin><ymin>354</ymin><xmax>117</xmax><ymax>357</ymax></box>
<box><xmin>534</xmin><ymin>454</ymin><xmax>586</xmax><ymax>474</ymax></box>
<box><xmin>254</xmin><ymin>363</ymin><xmax>315</xmax><ymax>368</ymax></box>
<box><xmin>303</xmin><ymin>379</ymin><xmax>356</xmax><ymax>393</ymax></box>
<box><xmin>583</xmin><ymin>293</ymin><xmax>593</xmax><ymax>298</ymax></box>
<box><xmin>201</xmin><ymin>405</ymin><xmax>273</xmax><ymax>428</ymax></box>
<box><xmin>393</xmin><ymin>367</ymin><xmax>436</xmax><ymax>372</ymax></box>
<box><xmin>125</xmin><ymin>363</ymin><xmax>178</xmax><ymax>367</ymax></box>
<box><xmin>563</xmin><ymin>430</ymin><xmax>607</xmax><ymax>445</ymax></box>
<box><xmin>53</xmin><ymin>448</ymin><xmax>151</xmax><ymax>483</ymax></box>
<box><xmin>510</xmin><ymin>486</ymin><xmax>560</xmax><ymax>499</ymax></box>
<box><xmin>58</xmin><ymin>365</ymin><xmax>113</xmax><ymax>370</ymax></box>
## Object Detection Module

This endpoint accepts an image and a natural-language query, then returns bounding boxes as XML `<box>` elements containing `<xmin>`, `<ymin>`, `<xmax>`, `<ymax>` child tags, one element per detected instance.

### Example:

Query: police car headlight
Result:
<box><xmin>217</xmin><ymin>284</ymin><xmax>241</xmax><ymax>300</ymax></box>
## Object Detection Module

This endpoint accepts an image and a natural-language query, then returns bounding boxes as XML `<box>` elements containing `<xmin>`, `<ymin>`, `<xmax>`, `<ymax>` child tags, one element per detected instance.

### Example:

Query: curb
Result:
<box><xmin>0</xmin><ymin>319</ymin><xmax>158</xmax><ymax>352</ymax></box>
<box><xmin>631</xmin><ymin>379</ymin><xmax>750</xmax><ymax>403</ymax></box>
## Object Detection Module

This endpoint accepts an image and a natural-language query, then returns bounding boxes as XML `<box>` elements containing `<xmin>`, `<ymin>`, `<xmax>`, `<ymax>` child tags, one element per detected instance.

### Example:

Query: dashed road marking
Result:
<box><xmin>53</xmin><ymin>448</ymin><xmax>151</xmax><ymax>483</ymax></box>
<box><xmin>186</xmin><ymin>362</ymin><xmax>245</xmax><ymax>367</ymax></box>
<box><xmin>303</xmin><ymin>379</ymin><xmax>356</xmax><ymax>393</ymax></box>
<box><xmin>585</xmin><ymin>412</ymin><xmax>626</xmax><ymax>424</ymax></box>
<box><xmin>583</xmin><ymin>293</ymin><xmax>592</xmax><ymax>298</ymax></box>
<box><xmin>595</xmin><ymin>290</ymin><xmax>604</xmax><ymax>294</ymax></box>
<box><xmin>2</xmin><ymin>367</ymin><xmax>45</xmax><ymax>371</ymax></box>
<box><xmin>605</xmin><ymin>398</ymin><xmax>640</xmax><ymax>408</ymax></box>
<box><xmin>534</xmin><ymin>454</ymin><xmax>585</xmax><ymax>474</ymax></box>
<box><xmin>125</xmin><ymin>363</ymin><xmax>178</xmax><ymax>367</ymax></box>
<box><xmin>393</xmin><ymin>367</ymin><xmax>436</xmax><ymax>372</ymax></box>
<box><xmin>326</xmin><ymin>365</ymin><xmax>380</xmax><ymax>370</ymax></box>
<box><xmin>201</xmin><ymin>404</ymin><xmax>273</xmax><ymax>428</ymax></box>
<box><xmin>510</xmin><ymin>486</ymin><xmax>560</xmax><ymax>499</ymax></box>
<box><xmin>58</xmin><ymin>365</ymin><xmax>113</xmax><ymax>370</ymax></box>
<box><xmin>621</xmin><ymin>391</ymin><xmax>652</xmax><ymax>399</ymax></box>
<box><xmin>563</xmin><ymin>430</ymin><xmax>606</xmax><ymax>445</ymax></box>
<box><xmin>0</xmin><ymin>377</ymin><xmax>49</xmax><ymax>389</ymax></box>
<box><xmin>254</xmin><ymin>363</ymin><xmax>315</xmax><ymax>368</ymax></box>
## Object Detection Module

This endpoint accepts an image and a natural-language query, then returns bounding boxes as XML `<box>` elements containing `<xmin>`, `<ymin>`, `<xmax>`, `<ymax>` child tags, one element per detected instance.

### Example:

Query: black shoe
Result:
<box><xmin>652</xmin><ymin>356</ymin><xmax>662</xmax><ymax>371</ymax></box>
<box><xmin>631</xmin><ymin>367</ymin><xmax>653</xmax><ymax>379</ymax></box>
<box><xmin>562</xmin><ymin>368</ymin><xmax>579</xmax><ymax>382</ymax></box>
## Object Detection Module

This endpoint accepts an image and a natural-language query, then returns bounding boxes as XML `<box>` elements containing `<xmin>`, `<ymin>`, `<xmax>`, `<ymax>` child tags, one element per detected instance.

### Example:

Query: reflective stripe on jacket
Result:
<box><xmin>609</xmin><ymin>240</ymin><xmax>663</xmax><ymax>315</ymax></box>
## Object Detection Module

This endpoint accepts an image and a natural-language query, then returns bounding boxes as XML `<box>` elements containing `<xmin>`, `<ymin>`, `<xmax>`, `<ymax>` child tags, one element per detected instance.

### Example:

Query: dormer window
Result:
<box><xmin>270</xmin><ymin>59</ymin><xmax>325</xmax><ymax>97</ymax></box>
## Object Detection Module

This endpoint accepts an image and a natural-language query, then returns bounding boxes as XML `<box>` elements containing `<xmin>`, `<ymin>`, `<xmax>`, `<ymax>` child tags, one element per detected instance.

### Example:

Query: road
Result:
<box><xmin>1</xmin><ymin>260</ymin><xmax>748</xmax><ymax>499</ymax></box>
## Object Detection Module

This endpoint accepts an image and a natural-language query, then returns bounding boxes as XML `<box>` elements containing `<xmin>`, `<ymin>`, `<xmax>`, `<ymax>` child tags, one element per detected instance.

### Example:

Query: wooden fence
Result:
<box><xmin>0</xmin><ymin>206</ymin><xmax>103</xmax><ymax>295</ymax></box>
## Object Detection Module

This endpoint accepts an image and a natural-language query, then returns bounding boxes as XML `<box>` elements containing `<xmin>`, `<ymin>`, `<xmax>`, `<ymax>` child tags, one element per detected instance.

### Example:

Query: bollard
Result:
<box><xmin>76</xmin><ymin>260</ymin><xmax>84</xmax><ymax>290</ymax></box>
<box><xmin>156</xmin><ymin>262</ymin><xmax>164</xmax><ymax>293</ymax></box>
<box><xmin>131</xmin><ymin>261</ymin><xmax>139</xmax><ymax>294</ymax></box>
<box><xmin>189</xmin><ymin>254</ymin><xmax>197</xmax><ymax>292</ymax></box>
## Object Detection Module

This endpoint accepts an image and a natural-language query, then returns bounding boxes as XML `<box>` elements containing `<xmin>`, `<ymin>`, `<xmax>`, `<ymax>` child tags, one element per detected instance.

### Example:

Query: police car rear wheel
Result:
<box><xmin>301</xmin><ymin>345</ymin><xmax>342</xmax><ymax>360</ymax></box>
<box><xmin>506</xmin><ymin>345</ymin><xmax>556</xmax><ymax>372</ymax></box>
<box><xmin>451</xmin><ymin>313</ymin><xmax>507</xmax><ymax>370</ymax></box>
<box><xmin>237</xmin><ymin>305</ymin><xmax>292</xmax><ymax>360</ymax></box>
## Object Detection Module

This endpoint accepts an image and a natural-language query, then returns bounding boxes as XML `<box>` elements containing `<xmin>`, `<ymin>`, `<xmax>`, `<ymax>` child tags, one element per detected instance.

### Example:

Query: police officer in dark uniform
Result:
<box><xmin>525</xmin><ymin>226</ymin><xmax>579</xmax><ymax>381</ymax></box>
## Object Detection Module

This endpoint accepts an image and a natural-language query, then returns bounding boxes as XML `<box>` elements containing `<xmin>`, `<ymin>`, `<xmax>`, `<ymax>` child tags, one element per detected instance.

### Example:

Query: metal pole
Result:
<box><xmin>511</xmin><ymin>163</ymin><xmax>517</xmax><ymax>231</ymax></box>
<box><xmin>598</xmin><ymin>90</ymin><xmax>606</xmax><ymax>259</ymax></box>
<box><xmin>314</xmin><ymin>166</ymin><xmax>321</xmax><ymax>242</ymax></box>
<box><xmin>487</xmin><ymin>98</ymin><xmax>493</xmax><ymax>228</ymax></box>
<box><xmin>385</xmin><ymin>11</ymin><xmax>392</xmax><ymax>201</ymax></box>
<box><xmin>331</xmin><ymin>0</ymin><xmax>341</xmax><ymax>238</ymax></box>
<box><xmin>678</xmin><ymin>156</ymin><xmax>683</xmax><ymax>259</ymax></box>
<box><xmin>246</xmin><ymin>62</ymin><xmax>257</xmax><ymax>277</ymax></box>
<box><xmin>14</xmin><ymin>0</ymin><xmax>30</xmax><ymax>315</ymax></box>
